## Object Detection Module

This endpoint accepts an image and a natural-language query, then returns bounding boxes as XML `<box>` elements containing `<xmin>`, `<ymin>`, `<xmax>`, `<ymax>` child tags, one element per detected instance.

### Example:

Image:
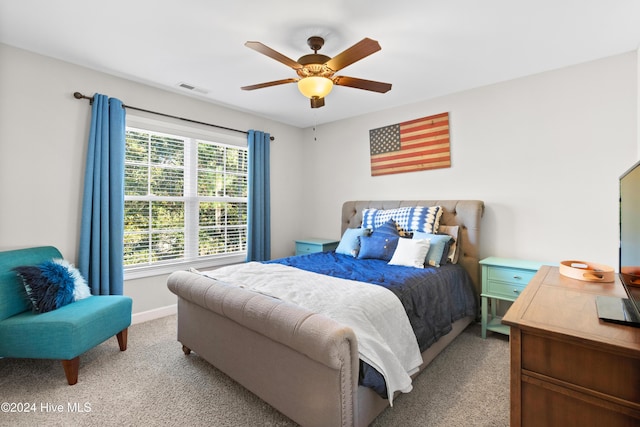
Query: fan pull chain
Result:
<box><xmin>313</xmin><ymin>111</ymin><xmax>318</xmax><ymax>141</ymax></box>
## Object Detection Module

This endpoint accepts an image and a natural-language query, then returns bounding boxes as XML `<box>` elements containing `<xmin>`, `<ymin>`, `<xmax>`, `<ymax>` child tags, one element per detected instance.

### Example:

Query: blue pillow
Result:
<box><xmin>358</xmin><ymin>219</ymin><xmax>400</xmax><ymax>261</ymax></box>
<box><xmin>413</xmin><ymin>232</ymin><xmax>452</xmax><ymax>267</ymax></box>
<box><xmin>335</xmin><ymin>228</ymin><xmax>370</xmax><ymax>257</ymax></box>
<box><xmin>14</xmin><ymin>259</ymin><xmax>92</xmax><ymax>313</ymax></box>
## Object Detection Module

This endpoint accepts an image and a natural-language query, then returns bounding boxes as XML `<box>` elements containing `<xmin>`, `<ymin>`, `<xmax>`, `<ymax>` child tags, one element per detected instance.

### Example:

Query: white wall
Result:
<box><xmin>0</xmin><ymin>43</ymin><xmax>305</xmax><ymax>314</ymax></box>
<box><xmin>300</xmin><ymin>52</ymin><xmax>638</xmax><ymax>268</ymax></box>
<box><xmin>1</xmin><ymin>43</ymin><xmax>637</xmax><ymax>316</ymax></box>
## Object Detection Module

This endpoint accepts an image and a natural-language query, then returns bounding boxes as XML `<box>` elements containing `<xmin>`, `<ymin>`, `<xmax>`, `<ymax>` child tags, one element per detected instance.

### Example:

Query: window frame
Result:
<box><xmin>123</xmin><ymin>114</ymin><xmax>248</xmax><ymax>280</ymax></box>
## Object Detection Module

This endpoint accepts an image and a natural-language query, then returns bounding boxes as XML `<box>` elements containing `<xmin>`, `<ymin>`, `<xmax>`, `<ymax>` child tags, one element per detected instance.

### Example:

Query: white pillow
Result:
<box><xmin>388</xmin><ymin>238</ymin><xmax>430</xmax><ymax>268</ymax></box>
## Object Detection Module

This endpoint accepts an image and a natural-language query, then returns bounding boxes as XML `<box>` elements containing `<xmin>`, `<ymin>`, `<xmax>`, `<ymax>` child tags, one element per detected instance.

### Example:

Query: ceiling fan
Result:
<box><xmin>241</xmin><ymin>36</ymin><xmax>392</xmax><ymax>108</ymax></box>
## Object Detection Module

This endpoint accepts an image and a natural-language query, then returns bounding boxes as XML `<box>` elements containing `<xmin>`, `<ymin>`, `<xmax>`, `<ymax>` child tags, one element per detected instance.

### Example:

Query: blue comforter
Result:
<box><xmin>265</xmin><ymin>251</ymin><xmax>477</xmax><ymax>398</ymax></box>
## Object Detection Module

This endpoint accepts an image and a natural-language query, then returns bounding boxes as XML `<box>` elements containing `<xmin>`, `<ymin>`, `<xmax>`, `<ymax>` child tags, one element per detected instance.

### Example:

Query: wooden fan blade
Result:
<box><xmin>325</xmin><ymin>38</ymin><xmax>381</xmax><ymax>72</ymax></box>
<box><xmin>241</xmin><ymin>78</ymin><xmax>298</xmax><ymax>91</ymax></box>
<box><xmin>245</xmin><ymin>41</ymin><xmax>302</xmax><ymax>69</ymax></box>
<box><xmin>333</xmin><ymin>76</ymin><xmax>392</xmax><ymax>93</ymax></box>
<box><xmin>310</xmin><ymin>97</ymin><xmax>325</xmax><ymax>108</ymax></box>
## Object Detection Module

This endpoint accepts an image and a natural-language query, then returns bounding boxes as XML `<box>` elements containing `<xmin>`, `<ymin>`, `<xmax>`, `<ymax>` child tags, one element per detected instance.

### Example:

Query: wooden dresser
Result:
<box><xmin>502</xmin><ymin>265</ymin><xmax>640</xmax><ymax>426</ymax></box>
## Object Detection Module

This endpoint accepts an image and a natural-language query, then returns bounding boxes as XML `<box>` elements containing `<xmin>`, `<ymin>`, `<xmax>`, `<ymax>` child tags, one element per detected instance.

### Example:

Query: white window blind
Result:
<box><xmin>123</xmin><ymin>117</ymin><xmax>247</xmax><ymax>278</ymax></box>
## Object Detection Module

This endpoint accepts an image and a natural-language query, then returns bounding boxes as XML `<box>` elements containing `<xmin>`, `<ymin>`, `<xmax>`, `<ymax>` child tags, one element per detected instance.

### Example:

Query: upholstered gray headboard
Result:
<box><xmin>341</xmin><ymin>200</ymin><xmax>485</xmax><ymax>293</ymax></box>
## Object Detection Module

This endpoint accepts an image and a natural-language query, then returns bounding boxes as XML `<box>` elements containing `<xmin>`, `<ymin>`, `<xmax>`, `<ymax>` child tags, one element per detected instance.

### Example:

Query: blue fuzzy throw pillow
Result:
<box><xmin>14</xmin><ymin>259</ymin><xmax>92</xmax><ymax>313</ymax></box>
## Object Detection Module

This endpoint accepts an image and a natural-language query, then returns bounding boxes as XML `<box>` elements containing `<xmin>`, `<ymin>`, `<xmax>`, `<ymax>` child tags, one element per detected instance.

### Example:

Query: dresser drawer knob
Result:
<box><xmin>513</xmin><ymin>275</ymin><xmax>522</xmax><ymax>280</ymax></box>
<box><xmin>513</xmin><ymin>289</ymin><xmax>520</xmax><ymax>294</ymax></box>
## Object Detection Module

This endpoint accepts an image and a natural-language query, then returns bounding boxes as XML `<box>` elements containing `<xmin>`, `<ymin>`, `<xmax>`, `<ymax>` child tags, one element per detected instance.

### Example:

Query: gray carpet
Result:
<box><xmin>0</xmin><ymin>315</ymin><xmax>509</xmax><ymax>426</ymax></box>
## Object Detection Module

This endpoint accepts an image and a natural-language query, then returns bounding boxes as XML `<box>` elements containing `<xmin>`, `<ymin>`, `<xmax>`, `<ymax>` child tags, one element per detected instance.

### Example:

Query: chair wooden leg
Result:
<box><xmin>116</xmin><ymin>328</ymin><xmax>128</xmax><ymax>351</ymax></box>
<box><xmin>61</xmin><ymin>357</ymin><xmax>80</xmax><ymax>385</ymax></box>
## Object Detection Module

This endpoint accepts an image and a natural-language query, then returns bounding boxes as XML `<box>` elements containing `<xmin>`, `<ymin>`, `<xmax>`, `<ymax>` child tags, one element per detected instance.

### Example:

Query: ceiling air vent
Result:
<box><xmin>177</xmin><ymin>82</ymin><xmax>209</xmax><ymax>95</ymax></box>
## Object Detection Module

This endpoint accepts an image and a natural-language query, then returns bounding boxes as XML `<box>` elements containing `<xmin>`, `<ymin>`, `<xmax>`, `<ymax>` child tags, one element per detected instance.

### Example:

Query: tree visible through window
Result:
<box><xmin>124</xmin><ymin>127</ymin><xmax>247</xmax><ymax>268</ymax></box>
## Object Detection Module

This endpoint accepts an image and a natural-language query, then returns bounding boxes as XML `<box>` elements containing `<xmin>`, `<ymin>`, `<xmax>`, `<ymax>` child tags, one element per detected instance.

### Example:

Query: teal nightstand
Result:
<box><xmin>295</xmin><ymin>238</ymin><xmax>339</xmax><ymax>256</ymax></box>
<box><xmin>480</xmin><ymin>257</ymin><xmax>544</xmax><ymax>338</ymax></box>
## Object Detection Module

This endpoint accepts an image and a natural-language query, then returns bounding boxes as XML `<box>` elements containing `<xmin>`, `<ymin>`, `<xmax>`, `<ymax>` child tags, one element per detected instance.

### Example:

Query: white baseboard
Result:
<box><xmin>131</xmin><ymin>304</ymin><xmax>176</xmax><ymax>325</ymax></box>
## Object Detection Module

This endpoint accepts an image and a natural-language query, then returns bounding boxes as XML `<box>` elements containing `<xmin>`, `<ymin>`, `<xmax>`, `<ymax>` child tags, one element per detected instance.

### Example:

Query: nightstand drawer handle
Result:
<box><xmin>513</xmin><ymin>289</ymin><xmax>521</xmax><ymax>294</ymax></box>
<box><xmin>513</xmin><ymin>275</ymin><xmax>522</xmax><ymax>280</ymax></box>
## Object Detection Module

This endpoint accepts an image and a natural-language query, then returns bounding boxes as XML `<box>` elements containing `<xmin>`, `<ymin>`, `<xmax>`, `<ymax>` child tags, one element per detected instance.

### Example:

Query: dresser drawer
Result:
<box><xmin>485</xmin><ymin>280</ymin><xmax>526</xmax><ymax>300</ymax></box>
<box><xmin>295</xmin><ymin>239</ymin><xmax>339</xmax><ymax>256</ymax></box>
<box><xmin>521</xmin><ymin>331</ymin><xmax>640</xmax><ymax>404</ymax></box>
<box><xmin>488</xmin><ymin>266</ymin><xmax>537</xmax><ymax>285</ymax></box>
<box><xmin>295</xmin><ymin>243</ymin><xmax>319</xmax><ymax>255</ymax></box>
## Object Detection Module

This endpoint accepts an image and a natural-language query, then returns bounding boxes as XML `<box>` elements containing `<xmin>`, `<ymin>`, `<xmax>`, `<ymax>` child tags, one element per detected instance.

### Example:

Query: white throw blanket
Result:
<box><xmin>203</xmin><ymin>262</ymin><xmax>423</xmax><ymax>404</ymax></box>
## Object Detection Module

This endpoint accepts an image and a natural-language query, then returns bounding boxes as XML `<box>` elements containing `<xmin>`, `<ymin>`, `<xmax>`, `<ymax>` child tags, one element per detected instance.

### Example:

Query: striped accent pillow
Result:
<box><xmin>362</xmin><ymin>206</ymin><xmax>443</xmax><ymax>234</ymax></box>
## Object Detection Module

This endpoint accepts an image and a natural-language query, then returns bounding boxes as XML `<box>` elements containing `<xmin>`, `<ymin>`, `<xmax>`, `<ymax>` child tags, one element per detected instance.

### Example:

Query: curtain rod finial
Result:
<box><xmin>73</xmin><ymin>92</ymin><xmax>84</xmax><ymax>99</ymax></box>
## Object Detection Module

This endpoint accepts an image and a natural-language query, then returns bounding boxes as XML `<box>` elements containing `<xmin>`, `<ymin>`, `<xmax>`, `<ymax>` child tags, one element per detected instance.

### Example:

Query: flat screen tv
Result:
<box><xmin>596</xmin><ymin>161</ymin><xmax>640</xmax><ymax>326</ymax></box>
<box><xmin>620</xmin><ymin>160</ymin><xmax>640</xmax><ymax>288</ymax></box>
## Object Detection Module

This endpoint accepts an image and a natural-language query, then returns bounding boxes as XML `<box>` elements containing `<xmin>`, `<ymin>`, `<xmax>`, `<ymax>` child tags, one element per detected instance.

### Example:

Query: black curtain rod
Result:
<box><xmin>73</xmin><ymin>92</ymin><xmax>274</xmax><ymax>141</ymax></box>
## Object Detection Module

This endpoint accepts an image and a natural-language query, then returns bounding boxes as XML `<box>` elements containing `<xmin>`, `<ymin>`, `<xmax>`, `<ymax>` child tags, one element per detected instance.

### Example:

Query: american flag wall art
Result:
<box><xmin>369</xmin><ymin>112</ymin><xmax>450</xmax><ymax>176</ymax></box>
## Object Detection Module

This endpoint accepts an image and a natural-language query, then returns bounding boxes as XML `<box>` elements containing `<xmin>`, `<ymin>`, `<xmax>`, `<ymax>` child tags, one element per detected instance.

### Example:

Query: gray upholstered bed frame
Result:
<box><xmin>167</xmin><ymin>200</ymin><xmax>484</xmax><ymax>427</ymax></box>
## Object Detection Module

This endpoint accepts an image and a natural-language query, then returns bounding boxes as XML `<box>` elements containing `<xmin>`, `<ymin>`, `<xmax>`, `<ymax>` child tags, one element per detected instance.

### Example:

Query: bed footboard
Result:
<box><xmin>167</xmin><ymin>270</ymin><xmax>360</xmax><ymax>427</ymax></box>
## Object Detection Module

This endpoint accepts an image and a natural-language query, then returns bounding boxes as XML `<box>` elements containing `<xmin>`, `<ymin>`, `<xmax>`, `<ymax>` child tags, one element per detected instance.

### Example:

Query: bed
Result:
<box><xmin>167</xmin><ymin>199</ymin><xmax>484</xmax><ymax>426</ymax></box>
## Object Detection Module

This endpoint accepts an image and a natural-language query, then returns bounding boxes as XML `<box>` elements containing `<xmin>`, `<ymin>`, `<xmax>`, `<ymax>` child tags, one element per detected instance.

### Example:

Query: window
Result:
<box><xmin>123</xmin><ymin>117</ymin><xmax>247</xmax><ymax>278</ymax></box>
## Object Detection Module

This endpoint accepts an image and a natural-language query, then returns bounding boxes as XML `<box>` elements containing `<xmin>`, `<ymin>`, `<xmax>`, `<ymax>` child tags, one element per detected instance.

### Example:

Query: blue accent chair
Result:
<box><xmin>0</xmin><ymin>246</ymin><xmax>132</xmax><ymax>385</ymax></box>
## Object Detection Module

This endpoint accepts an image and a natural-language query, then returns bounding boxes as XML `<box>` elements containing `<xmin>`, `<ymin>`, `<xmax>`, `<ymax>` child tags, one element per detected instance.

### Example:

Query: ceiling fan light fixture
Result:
<box><xmin>242</xmin><ymin>37</ymin><xmax>391</xmax><ymax>109</ymax></box>
<box><xmin>297</xmin><ymin>76</ymin><xmax>333</xmax><ymax>99</ymax></box>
